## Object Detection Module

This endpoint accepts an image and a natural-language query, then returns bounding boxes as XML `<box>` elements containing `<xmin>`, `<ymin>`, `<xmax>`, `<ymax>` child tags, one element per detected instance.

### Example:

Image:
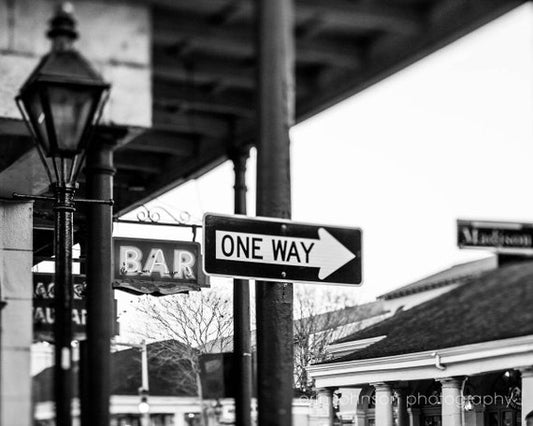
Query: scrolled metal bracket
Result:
<box><xmin>114</xmin><ymin>204</ymin><xmax>201</xmax><ymax>242</ymax></box>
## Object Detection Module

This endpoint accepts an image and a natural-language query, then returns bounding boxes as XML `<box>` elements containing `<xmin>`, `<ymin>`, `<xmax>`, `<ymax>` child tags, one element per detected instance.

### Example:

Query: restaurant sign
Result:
<box><xmin>457</xmin><ymin>219</ymin><xmax>533</xmax><ymax>253</ymax></box>
<box><xmin>113</xmin><ymin>237</ymin><xmax>209</xmax><ymax>295</ymax></box>
<box><xmin>33</xmin><ymin>273</ymin><xmax>87</xmax><ymax>340</ymax></box>
<box><xmin>33</xmin><ymin>272</ymin><xmax>119</xmax><ymax>342</ymax></box>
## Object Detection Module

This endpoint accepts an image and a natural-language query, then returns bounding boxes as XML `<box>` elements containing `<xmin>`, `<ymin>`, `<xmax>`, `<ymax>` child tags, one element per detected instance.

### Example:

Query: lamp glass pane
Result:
<box><xmin>24</xmin><ymin>90</ymin><xmax>52</xmax><ymax>156</ymax></box>
<box><xmin>47</xmin><ymin>85</ymin><xmax>96</xmax><ymax>154</ymax></box>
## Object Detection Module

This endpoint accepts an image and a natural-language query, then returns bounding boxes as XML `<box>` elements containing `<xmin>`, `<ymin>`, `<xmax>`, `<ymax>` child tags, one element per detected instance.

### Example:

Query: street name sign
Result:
<box><xmin>203</xmin><ymin>213</ymin><xmax>362</xmax><ymax>285</ymax></box>
<box><xmin>113</xmin><ymin>237</ymin><xmax>209</xmax><ymax>296</ymax></box>
<box><xmin>457</xmin><ymin>219</ymin><xmax>533</xmax><ymax>254</ymax></box>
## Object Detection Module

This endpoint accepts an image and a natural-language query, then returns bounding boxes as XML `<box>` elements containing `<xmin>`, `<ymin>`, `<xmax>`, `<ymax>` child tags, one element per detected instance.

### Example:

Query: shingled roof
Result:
<box><xmin>33</xmin><ymin>340</ymin><xmax>197</xmax><ymax>403</ymax></box>
<box><xmin>378</xmin><ymin>256</ymin><xmax>497</xmax><ymax>300</ymax></box>
<box><xmin>325</xmin><ymin>261</ymin><xmax>533</xmax><ymax>363</ymax></box>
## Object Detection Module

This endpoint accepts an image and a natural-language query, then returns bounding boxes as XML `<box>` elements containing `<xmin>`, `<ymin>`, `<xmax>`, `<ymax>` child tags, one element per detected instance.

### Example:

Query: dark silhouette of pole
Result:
<box><xmin>255</xmin><ymin>0</ymin><xmax>295</xmax><ymax>425</ymax></box>
<box><xmin>79</xmin><ymin>340</ymin><xmax>89</xmax><ymax>426</ymax></box>
<box><xmin>83</xmin><ymin>138</ymin><xmax>115</xmax><ymax>426</ymax></box>
<box><xmin>53</xmin><ymin>183</ymin><xmax>76</xmax><ymax>426</ymax></box>
<box><xmin>231</xmin><ymin>146</ymin><xmax>252</xmax><ymax>426</ymax></box>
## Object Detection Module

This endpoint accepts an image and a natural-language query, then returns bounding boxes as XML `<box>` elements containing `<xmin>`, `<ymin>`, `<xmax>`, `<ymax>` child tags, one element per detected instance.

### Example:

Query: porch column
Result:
<box><xmin>373</xmin><ymin>382</ymin><xmax>394</xmax><ymax>426</ymax></box>
<box><xmin>437</xmin><ymin>378</ymin><xmax>462</xmax><ymax>426</ymax></box>
<box><xmin>83</xmin><ymin>137</ymin><xmax>115</xmax><ymax>426</ymax></box>
<box><xmin>520</xmin><ymin>367</ymin><xmax>533</xmax><ymax>426</ymax></box>
<box><xmin>395</xmin><ymin>388</ymin><xmax>409</xmax><ymax>426</ymax></box>
<box><xmin>255</xmin><ymin>0</ymin><xmax>295</xmax><ymax>424</ymax></box>
<box><xmin>313</xmin><ymin>388</ymin><xmax>335</xmax><ymax>426</ymax></box>
<box><xmin>408</xmin><ymin>408</ymin><xmax>421</xmax><ymax>426</ymax></box>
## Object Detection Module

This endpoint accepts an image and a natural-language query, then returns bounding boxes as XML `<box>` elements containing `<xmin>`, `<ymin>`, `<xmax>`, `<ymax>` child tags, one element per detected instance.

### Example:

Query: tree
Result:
<box><xmin>130</xmin><ymin>285</ymin><xmax>366</xmax><ymax>398</ymax></box>
<box><xmin>293</xmin><ymin>286</ymin><xmax>358</xmax><ymax>396</ymax></box>
<box><xmin>131</xmin><ymin>289</ymin><xmax>233</xmax><ymax>397</ymax></box>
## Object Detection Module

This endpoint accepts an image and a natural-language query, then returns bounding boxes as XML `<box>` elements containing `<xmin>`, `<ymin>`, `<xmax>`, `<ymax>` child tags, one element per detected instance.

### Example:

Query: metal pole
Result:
<box><xmin>53</xmin><ymin>182</ymin><xmax>76</xmax><ymax>426</ymax></box>
<box><xmin>79</xmin><ymin>340</ymin><xmax>89</xmax><ymax>426</ymax></box>
<box><xmin>84</xmin><ymin>139</ymin><xmax>115</xmax><ymax>426</ymax></box>
<box><xmin>141</xmin><ymin>340</ymin><xmax>150</xmax><ymax>426</ymax></box>
<box><xmin>231</xmin><ymin>147</ymin><xmax>252</xmax><ymax>426</ymax></box>
<box><xmin>256</xmin><ymin>0</ymin><xmax>295</xmax><ymax>425</ymax></box>
<box><xmin>141</xmin><ymin>340</ymin><xmax>149</xmax><ymax>392</ymax></box>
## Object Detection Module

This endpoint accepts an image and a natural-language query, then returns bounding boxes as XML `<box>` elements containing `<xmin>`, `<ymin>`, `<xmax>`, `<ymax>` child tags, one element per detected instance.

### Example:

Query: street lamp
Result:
<box><xmin>15</xmin><ymin>3</ymin><xmax>109</xmax><ymax>426</ymax></box>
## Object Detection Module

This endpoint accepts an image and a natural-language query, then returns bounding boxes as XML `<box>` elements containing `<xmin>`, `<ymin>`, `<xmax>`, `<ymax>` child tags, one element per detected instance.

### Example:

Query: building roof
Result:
<box><xmin>32</xmin><ymin>340</ymin><xmax>197</xmax><ymax>402</ymax></box>
<box><xmin>0</xmin><ymin>1</ymin><xmax>526</xmax><ymax>257</ymax></box>
<box><xmin>378</xmin><ymin>256</ymin><xmax>497</xmax><ymax>300</ymax></box>
<box><xmin>104</xmin><ymin>0</ymin><xmax>530</xmax><ymax>218</ymax></box>
<box><xmin>325</xmin><ymin>261</ymin><xmax>533</xmax><ymax>363</ymax></box>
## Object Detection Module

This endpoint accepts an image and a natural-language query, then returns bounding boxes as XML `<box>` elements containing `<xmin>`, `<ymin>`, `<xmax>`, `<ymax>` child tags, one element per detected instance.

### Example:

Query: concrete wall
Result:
<box><xmin>0</xmin><ymin>0</ymin><xmax>152</xmax><ymax>128</ymax></box>
<box><xmin>0</xmin><ymin>201</ymin><xmax>33</xmax><ymax>426</ymax></box>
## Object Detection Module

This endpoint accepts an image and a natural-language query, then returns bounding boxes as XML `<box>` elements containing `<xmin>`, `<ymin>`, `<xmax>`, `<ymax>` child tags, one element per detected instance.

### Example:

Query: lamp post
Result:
<box><xmin>15</xmin><ymin>4</ymin><xmax>109</xmax><ymax>426</ymax></box>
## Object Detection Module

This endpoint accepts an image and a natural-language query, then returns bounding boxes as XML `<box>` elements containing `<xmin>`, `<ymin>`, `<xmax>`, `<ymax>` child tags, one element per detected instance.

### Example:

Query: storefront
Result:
<box><xmin>308</xmin><ymin>261</ymin><xmax>533</xmax><ymax>426</ymax></box>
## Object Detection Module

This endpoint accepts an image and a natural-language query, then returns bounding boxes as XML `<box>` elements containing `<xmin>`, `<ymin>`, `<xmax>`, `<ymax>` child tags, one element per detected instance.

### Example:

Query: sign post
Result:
<box><xmin>203</xmin><ymin>214</ymin><xmax>362</xmax><ymax>286</ymax></box>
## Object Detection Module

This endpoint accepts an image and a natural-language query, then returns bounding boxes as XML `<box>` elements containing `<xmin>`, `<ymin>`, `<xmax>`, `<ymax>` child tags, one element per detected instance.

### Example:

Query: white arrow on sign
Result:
<box><xmin>215</xmin><ymin>228</ymin><xmax>356</xmax><ymax>279</ymax></box>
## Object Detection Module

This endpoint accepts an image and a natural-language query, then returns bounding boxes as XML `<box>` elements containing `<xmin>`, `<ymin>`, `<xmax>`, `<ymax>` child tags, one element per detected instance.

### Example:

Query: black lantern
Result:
<box><xmin>16</xmin><ymin>2</ymin><xmax>109</xmax><ymax>186</ymax></box>
<box><xmin>15</xmin><ymin>4</ymin><xmax>110</xmax><ymax>426</ymax></box>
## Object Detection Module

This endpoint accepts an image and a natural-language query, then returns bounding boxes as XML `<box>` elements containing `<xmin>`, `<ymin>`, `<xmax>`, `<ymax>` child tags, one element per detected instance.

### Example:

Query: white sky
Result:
<box><xmin>115</xmin><ymin>3</ymin><xmax>533</xmax><ymax>306</ymax></box>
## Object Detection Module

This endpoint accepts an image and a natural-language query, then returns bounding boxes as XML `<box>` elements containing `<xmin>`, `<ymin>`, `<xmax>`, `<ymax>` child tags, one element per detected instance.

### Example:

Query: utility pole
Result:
<box><xmin>231</xmin><ymin>146</ymin><xmax>252</xmax><ymax>426</ymax></box>
<box><xmin>256</xmin><ymin>0</ymin><xmax>295</xmax><ymax>425</ymax></box>
<box><xmin>113</xmin><ymin>340</ymin><xmax>150</xmax><ymax>425</ymax></box>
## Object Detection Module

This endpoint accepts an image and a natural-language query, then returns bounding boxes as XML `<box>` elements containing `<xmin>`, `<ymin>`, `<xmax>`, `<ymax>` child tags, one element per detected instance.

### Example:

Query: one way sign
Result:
<box><xmin>203</xmin><ymin>213</ymin><xmax>362</xmax><ymax>286</ymax></box>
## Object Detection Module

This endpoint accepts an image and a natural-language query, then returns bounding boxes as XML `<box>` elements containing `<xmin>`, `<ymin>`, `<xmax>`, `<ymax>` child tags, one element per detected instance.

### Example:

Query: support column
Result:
<box><xmin>255</xmin><ymin>0</ymin><xmax>295</xmax><ymax>425</ymax></box>
<box><xmin>0</xmin><ymin>202</ymin><xmax>33</xmax><ymax>426</ymax></box>
<box><xmin>373</xmin><ymin>383</ymin><xmax>394</xmax><ymax>426</ymax></box>
<box><xmin>520</xmin><ymin>368</ymin><xmax>533</xmax><ymax>426</ymax></box>
<box><xmin>83</xmin><ymin>138</ymin><xmax>115</xmax><ymax>426</ymax></box>
<box><xmin>312</xmin><ymin>388</ymin><xmax>335</xmax><ymax>426</ymax></box>
<box><xmin>231</xmin><ymin>146</ymin><xmax>252</xmax><ymax>426</ymax></box>
<box><xmin>437</xmin><ymin>378</ymin><xmax>462</xmax><ymax>426</ymax></box>
<box><xmin>408</xmin><ymin>408</ymin><xmax>421</xmax><ymax>426</ymax></box>
<box><xmin>395</xmin><ymin>388</ymin><xmax>409</xmax><ymax>426</ymax></box>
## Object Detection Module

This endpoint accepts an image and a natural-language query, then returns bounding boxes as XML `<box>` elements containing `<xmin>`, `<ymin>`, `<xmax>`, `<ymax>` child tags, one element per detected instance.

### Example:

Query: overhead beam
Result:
<box><xmin>153</xmin><ymin>13</ymin><xmax>362</xmax><ymax>68</ymax></box>
<box><xmin>114</xmin><ymin>151</ymin><xmax>167</xmax><ymax>175</ymax></box>
<box><xmin>154</xmin><ymin>64</ymin><xmax>255</xmax><ymax>91</ymax></box>
<box><xmin>114</xmin><ymin>139</ymin><xmax>228</xmax><ymax>217</ymax></box>
<box><xmin>121</xmin><ymin>130</ymin><xmax>199</xmax><ymax>157</ymax></box>
<box><xmin>153</xmin><ymin>46</ymin><xmax>323</xmax><ymax>93</ymax></box>
<box><xmin>153</xmin><ymin>110</ymin><xmax>232</xmax><ymax>139</ymax></box>
<box><xmin>297</xmin><ymin>0</ymin><xmax>422</xmax><ymax>36</ymax></box>
<box><xmin>296</xmin><ymin>0</ymin><xmax>525</xmax><ymax>122</ymax></box>
<box><xmin>151</xmin><ymin>0</ymin><xmax>422</xmax><ymax>35</ymax></box>
<box><xmin>153</xmin><ymin>80</ymin><xmax>254</xmax><ymax>118</ymax></box>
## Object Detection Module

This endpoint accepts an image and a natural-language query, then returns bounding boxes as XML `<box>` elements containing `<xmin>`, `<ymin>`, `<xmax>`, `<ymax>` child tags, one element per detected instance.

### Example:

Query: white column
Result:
<box><xmin>0</xmin><ymin>202</ymin><xmax>33</xmax><ymax>426</ymax></box>
<box><xmin>310</xmin><ymin>388</ymin><xmax>335</xmax><ymax>426</ymax></box>
<box><xmin>337</xmin><ymin>387</ymin><xmax>361</xmax><ymax>423</ymax></box>
<box><xmin>373</xmin><ymin>383</ymin><xmax>394</xmax><ymax>426</ymax></box>
<box><xmin>437</xmin><ymin>378</ymin><xmax>462</xmax><ymax>426</ymax></box>
<box><xmin>520</xmin><ymin>368</ymin><xmax>533</xmax><ymax>426</ymax></box>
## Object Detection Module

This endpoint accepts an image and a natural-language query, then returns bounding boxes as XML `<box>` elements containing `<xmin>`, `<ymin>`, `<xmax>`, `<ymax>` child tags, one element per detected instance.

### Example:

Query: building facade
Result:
<box><xmin>308</xmin><ymin>260</ymin><xmax>533</xmax><ymax>426</ymax></box>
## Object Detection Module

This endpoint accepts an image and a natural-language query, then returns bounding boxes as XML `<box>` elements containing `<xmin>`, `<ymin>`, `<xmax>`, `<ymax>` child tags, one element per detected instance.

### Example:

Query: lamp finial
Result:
<box><xmin>47</xmin><ymin>2</ymin><xmax>78</xmax><ymax>49</ymax></box>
